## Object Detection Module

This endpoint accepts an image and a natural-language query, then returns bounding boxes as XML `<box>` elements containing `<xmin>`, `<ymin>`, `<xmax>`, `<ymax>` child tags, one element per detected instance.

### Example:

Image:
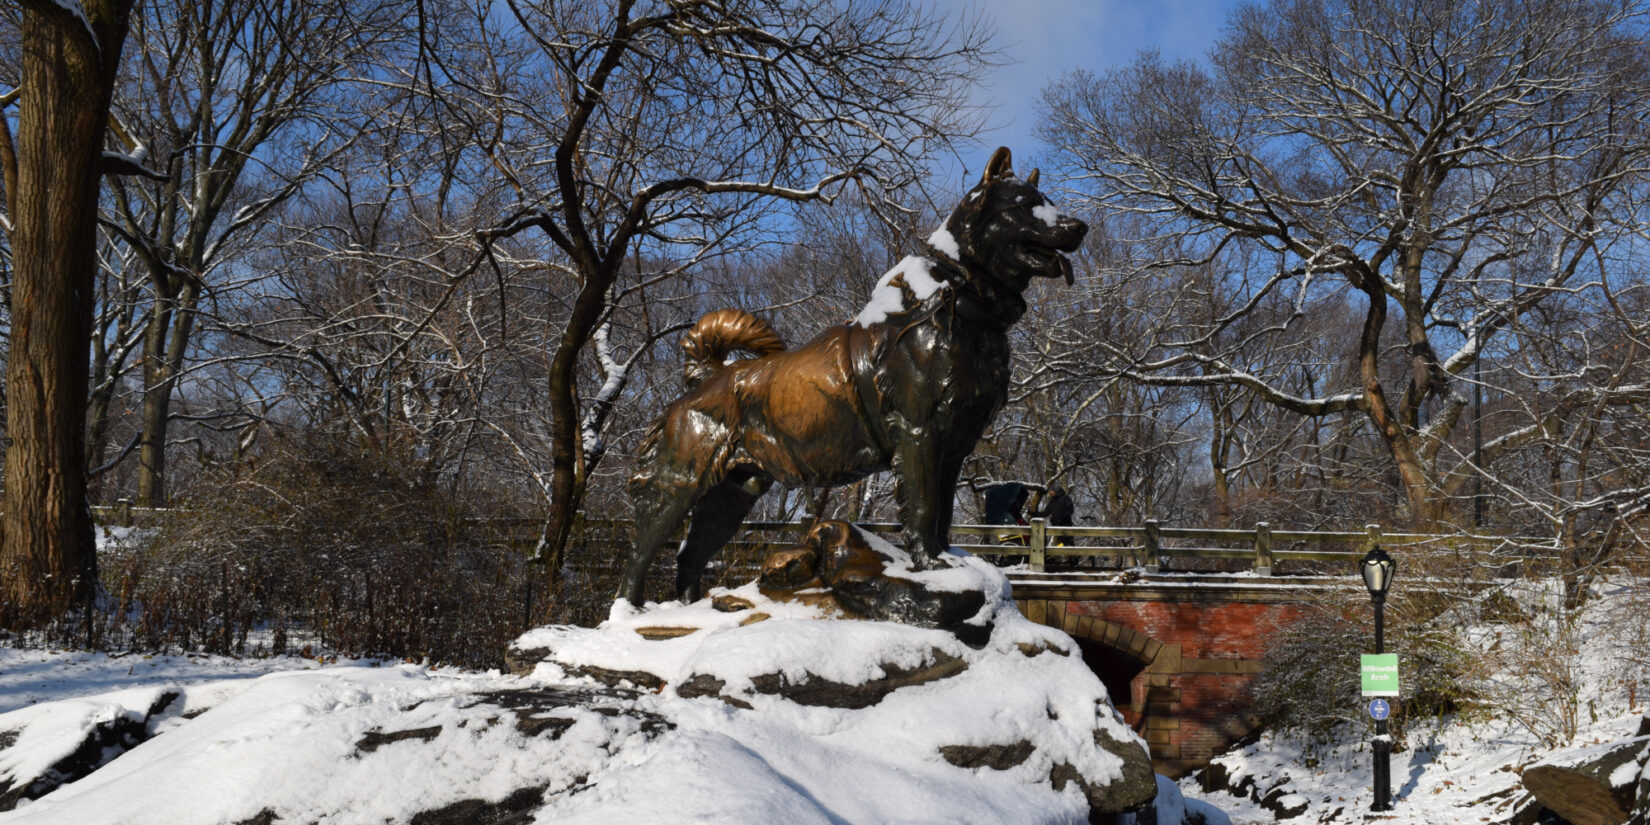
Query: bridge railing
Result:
<box><xmin>719</xmin><ymin>519</ymin><xmax>1549</xmax><ymax>577</ymax></box>
<box><xmin>89</xmin><ymin>505</ymin><xmax>1556</xmax><ymax>579</ymax></box>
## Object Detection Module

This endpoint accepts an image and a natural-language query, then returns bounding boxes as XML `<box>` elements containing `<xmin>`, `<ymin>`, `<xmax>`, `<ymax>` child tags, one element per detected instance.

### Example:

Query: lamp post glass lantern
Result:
<box><xmin>1361</xmin><ymin>546</ymin><xmax>1395</xmax><ymax>600</ymax></box>
<box><xmin>1360</xmin><ymin>545</ymin><xmax>1396</xmax><ymax>811</ymax></box>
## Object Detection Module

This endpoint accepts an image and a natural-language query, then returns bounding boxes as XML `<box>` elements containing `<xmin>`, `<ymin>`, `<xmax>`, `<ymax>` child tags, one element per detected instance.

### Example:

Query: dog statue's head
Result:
<box><xmin>930</xmin><ymin>147</ymin><xmax>1088</xmax><ymax>295</ymax></box>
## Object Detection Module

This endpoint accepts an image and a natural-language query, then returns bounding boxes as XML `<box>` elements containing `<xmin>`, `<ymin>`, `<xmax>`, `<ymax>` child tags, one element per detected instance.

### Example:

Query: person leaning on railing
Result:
<box><xmin>1028</xmin><ymin>483</ymin><xmax>1075</xmax><ymax>547</ymax></box>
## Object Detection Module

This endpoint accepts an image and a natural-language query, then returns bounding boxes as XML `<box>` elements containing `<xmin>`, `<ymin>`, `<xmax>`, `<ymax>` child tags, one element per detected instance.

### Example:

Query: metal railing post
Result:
<box><xmin>1029</xmin><ymin>517</ymin><xmax>1046</xmax><ymax>573</ymax></box>
<box><xmin>1254</xmin><ymin>521</ymin><xmax>1273</xmax><ymax>576</ymax></box>
<box><xmin>1144</xmin><ymin>519</ymin><xmax>1161</xmax><ymax>573</ymax></box>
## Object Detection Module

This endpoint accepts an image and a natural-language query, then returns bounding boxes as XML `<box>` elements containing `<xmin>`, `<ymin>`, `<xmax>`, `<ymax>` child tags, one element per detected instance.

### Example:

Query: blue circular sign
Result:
<box><xmin>1368</xmin><ymin>698</ymin><xmax>1391</xmax><ymax>720</ymax></box>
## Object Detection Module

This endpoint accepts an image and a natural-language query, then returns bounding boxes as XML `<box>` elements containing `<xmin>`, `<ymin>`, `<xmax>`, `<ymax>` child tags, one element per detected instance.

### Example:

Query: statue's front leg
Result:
<box><xmin>892</xmin><ymin>428</ymin><xmax>948</xmax><ymax>565</ymax></box>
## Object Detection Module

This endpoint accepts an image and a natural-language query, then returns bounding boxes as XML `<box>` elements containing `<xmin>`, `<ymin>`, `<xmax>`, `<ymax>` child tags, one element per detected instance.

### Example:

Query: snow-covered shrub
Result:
<box><xmin>1474</xmin><ymin>586</ymin><xmax>1586</xmax><ymax>748</ymax></box>
<box><xmin>1246</xmin><ymin>584</ymin><xmax>1481</xmax><ymax>751</ymax></box>
<box><xmin>1474</xmin><ymin>574</ymin><xmax>1650</xmax><ymax>748</ymax></box>
<box><xmin>1596</xmin><ymin>577</ymin><xmax>1650</xmax><ymax>711</ymax></box>
<box><xmin>95</xmin><ymin>434</ymin><xmax>543</xmax><ymax>668</ymax></box>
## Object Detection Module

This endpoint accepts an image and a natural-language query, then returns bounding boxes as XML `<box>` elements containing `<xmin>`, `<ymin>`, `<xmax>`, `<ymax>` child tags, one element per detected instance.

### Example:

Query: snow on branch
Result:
<box><xmin>100</xmin><ymin>150</ymin><xmax>166</xmax><ymax>180</ymax></box>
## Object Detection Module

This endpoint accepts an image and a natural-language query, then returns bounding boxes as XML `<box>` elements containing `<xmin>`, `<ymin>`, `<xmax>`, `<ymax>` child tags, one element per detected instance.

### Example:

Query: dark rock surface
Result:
<box><xmin>1522</xmin><ymin>730</ymin><xmax>1650</xmax><ymax>825</ymax></box>
<box><xmin>0</xmin><ymin>689</ymin><xmax>178</xmax><ymax>812</ymax></box>
<box><xmin>740</xmin><ymin>649</ymin><xmax>967</xmax><ymax>709</ymax></box>
<box><xmin>757</xmin><ymin>520</ymin><xmax>993</xmax><ymax>645</ymax></box>
<box><xmin>1047</xmin><ymin>725</ymin><xmax>1160</xmax><ymax>816</ymax></box>
<box><xmin>408</xmin><ymin>786</ymin><xmax>547</xmax><ymax>825</ymax></box>
<box><xmin>940</xmin><ymin>740</ymin><xmax>1036</xmax><ymax>770</ymax></box>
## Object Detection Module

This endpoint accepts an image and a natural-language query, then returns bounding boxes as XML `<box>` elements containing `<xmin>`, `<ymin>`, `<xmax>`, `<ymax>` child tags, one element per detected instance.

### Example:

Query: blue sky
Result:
<box><xmin>936</xmin><ymin>0</ymin><xmax>1243</xmax><ymax>170</ymax></box>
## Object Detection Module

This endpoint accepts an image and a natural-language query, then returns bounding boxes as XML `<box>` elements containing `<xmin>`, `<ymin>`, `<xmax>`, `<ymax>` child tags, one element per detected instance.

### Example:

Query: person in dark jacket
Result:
<box><xmin>981</xmin><ymin>482</ymin><xmax>1029</xmax><ymax>550</ymax></box>
<box><xmin>1030</xmin><ymin>483</ymin><xmax>1075</xmax><ymax>526</ymax></box>
<box><xmin>1029</xmin><ymin>483</ymin><xmax>1075</xmax><ymax>548</ymax></box>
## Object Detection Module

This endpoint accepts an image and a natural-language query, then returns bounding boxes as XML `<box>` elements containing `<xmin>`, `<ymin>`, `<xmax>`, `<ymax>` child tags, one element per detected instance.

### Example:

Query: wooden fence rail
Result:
<box><xmin>648</xmin><ymin>518</ymin><xmax>1551</xmax><ymax>576</ymax></box>
<box><xmin>89</xmin><ymin>505</ymin><xmax>1557</xmax><ymax>577</ymax></box>
<box><xmin>723</xmin><ymin>519</ymin><xmax>1546</xmax><ymax>575</ymax></box>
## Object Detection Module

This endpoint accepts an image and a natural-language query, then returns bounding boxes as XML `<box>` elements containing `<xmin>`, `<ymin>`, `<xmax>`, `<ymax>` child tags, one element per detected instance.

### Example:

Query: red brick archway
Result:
<box><xmin>1013</xmin><ymin>577</ymin><xmax>1322</xmax><ymax>777</ymax></box>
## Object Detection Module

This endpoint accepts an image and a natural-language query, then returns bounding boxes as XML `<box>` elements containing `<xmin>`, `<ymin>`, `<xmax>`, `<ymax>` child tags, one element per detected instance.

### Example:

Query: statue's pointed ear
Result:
<box><xmin>983</xmin><ymin>146</ymin><xmax>1012</xmax><ymax>182</ymax></box>
<box><xmin>1026</xmin><ymin>168</ymin><xmax>1040</xmax><ymax>186</ymax></box>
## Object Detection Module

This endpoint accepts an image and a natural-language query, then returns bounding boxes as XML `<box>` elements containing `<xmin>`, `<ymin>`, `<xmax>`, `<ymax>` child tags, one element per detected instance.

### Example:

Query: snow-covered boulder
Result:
<box><xmin>0</xmin><ymin>686</ymin><xmax>179</xmax><ymax>810</ymax></box>
<box><xmin>0</xmin><ymin>665</ymin><xmax>680</xmax><ymax>824</ymax></box>
<box><xmin>0</xmin><ymin>528</ymin><xmax>1227</xmax><ymax>824</ymax></box>
<box><xmin>1522</xmin><ymin>713</ymin><xmax>1650</xmax><ymax>825</ymax></box>
<box><xmin>507</xmin><ymin>529</ymin><xmax>1164</xmax><ymax>822</ymax></box>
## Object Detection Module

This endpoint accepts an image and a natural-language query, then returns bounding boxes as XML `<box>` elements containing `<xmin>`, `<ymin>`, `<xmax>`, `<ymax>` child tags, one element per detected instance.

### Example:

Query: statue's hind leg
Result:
<box><xmin>676</xmin><ymin>471</ymin><xmax>771</xmax><ymax>602</ymax></box>
<box><xmin>620</xmin><ymin>473</ymin><xmax>700</xmax><ymax>606</ymax></box>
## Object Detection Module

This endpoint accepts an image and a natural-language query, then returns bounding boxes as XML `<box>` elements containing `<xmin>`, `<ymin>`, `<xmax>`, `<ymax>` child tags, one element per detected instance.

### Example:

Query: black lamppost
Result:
<box><xmin>1361</xmin><ymin>545</ymin><xmax>1396</xmax><ymax>812</ymax></box>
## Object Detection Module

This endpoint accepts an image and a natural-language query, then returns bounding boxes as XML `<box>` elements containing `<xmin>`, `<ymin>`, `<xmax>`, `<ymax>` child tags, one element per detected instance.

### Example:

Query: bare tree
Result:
<box><xmin>0</xmin><ymin>0</ymin><xmax>134</xmax><ymax>628</ymax></box>
<box><xmin>411</xmin><ymin>0</ymin><xmax>997</xmax><ymax>577</ymax></box>
<box><xmin>84</xmin><ymin>236</ymin><xmax>147</xmax><ymax>492</ymax></box>
<box><xmin>1474</xmin><ymin>271</ymin><xmax>1650</xmax><ymax>605</ymax></box>
<box><xmin>996</xmin><ymin>256</ymin><xmax>1206</xmax><ymax>526</ymax></box>
<box><xmin>102</xmin><ymin>0</ymin><xmax>396</xmax><ymax>506</ymax></box>
<box><xmin>1041</xmin><ymin>0</ymin><xmax>1650</xmax><ymax>528</ymax></box>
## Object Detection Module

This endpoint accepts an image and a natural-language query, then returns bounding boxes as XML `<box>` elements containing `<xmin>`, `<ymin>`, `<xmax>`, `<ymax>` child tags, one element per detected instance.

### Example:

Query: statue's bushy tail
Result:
<box><xmin>682</xmin><ymin>308</ymin><xmax>786</xmax><ymax>388</ymax></box>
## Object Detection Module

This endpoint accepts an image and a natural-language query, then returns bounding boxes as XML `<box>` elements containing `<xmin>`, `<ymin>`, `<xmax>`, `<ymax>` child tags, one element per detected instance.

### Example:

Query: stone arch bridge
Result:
<box><xmin>499</xmin><ymin>514</ymin><xmax>1496</xmax><ymax>777</ymax></box>
<box><xmin>1007</xmin><ymin>570</ymin><xmax>1331</xmax><ymax>777</ymax></box>
<box><xmin>904</xmin><ymin>519</ymin><xmax>1475</xmax><ymax>777</ymax></box>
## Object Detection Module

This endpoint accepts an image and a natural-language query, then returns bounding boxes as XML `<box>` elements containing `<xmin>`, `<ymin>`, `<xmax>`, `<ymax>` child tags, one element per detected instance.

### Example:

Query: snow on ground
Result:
<box><xmin>2</xmin><ymin>565</ymin><xmax>1645</xmax><ymax>823</ymax></box>
<box><xmin>1194</xmin><ymin>710</ymin><xmax>1646</xmax><ymax>823</ymax></box>
<box><xmin>0</xmin><ymin>646</ymin><xmax>348</xmax><ymax>715</ymax></box>
<box><xmin>0</xmin><ymin>545</ymin><xmax>1225</xmax><ymax>825</ymax></box>
<box><xmin>1187</xmin><ymin>578</ymin><xmax>1650</xmax><ymax>823</ymax></box>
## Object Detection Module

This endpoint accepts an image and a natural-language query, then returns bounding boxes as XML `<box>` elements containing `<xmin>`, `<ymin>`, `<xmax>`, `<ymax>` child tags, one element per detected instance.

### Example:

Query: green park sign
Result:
<box><xmin>1361</xmin><ymin>653</ymin><xmax>1400</xmax><ymax>697</ymax></box>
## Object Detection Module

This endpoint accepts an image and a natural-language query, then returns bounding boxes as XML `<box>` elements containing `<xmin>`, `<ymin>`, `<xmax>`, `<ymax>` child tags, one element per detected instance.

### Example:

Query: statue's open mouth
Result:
<box><xmin>1020</xmin><ymin>243</ymin><xmax>1075</xmax><ymax>284</ymax></box>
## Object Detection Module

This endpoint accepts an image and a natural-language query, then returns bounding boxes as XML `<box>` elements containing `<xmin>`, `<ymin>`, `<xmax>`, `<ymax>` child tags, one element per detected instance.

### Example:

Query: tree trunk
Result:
<box><xmin>0</xmin><ymin>0</ymin><xmax>135</xmax><ymax>629</ymax></box>
<box><xmin>133</xmin><ymin>272</ymin><xmax>201</xmax><ymax>507</ymax></box>
<box><xmin>535</xmin><ymin>270</ymin><xmax>613</xmax><ymax>583</ymax></box>
<box><xmin>84</xmin><ymin>331</ymin><xmax>116</xmax><ymax>492</ymax></box>
<box><xmin>1350</xmin><ymin>269</ymin><xmax>1441</xmax><ymax>529</ymax></box>
<box><xmin>1208</xmin><ymin>389</ymin><xmax>1233</xmax><ymax>525</ymax></box>
<box><xmin>135</xmin><ymin>301</ymin><xmax>170</xmax><ymax>506</ymax></box>
<box><xmin>135</xmin><ymin>365</ymin><xmax>172</xmax><ymax>507</ymax></box>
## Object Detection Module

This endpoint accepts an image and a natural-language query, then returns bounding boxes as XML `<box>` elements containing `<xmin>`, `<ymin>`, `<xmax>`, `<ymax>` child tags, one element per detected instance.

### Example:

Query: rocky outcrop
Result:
<box><xmin>0</xmin><ymin>525</ymin><xmax>1225</xmax><ymax>825</ymax></box>
<box><xmin>1046</xmin><ymin>727</ymin><xmax>1160</xmax><ymax>818</ymax></box>
<box><xmin>940</xmin><ymin>740</ymin><xmax>1037</xmax><ymax>770</ymax></box>
<box><xmin>677</xmin><ymin>647</ymin><xmax>967</xmax><ymax>709</ymax></box>
<box><xmin>1195</xmin><ymin>760</ymin><xmax>1310</xmax><ymax>821</ymax></box>
<box><xmin>350</xmin><ymin>686</ymin><xmax>673</xmax><ymax>755</ymax></box>
<box><xmin>1522</xmin><ymin>715</ymin><xmax>1650</xmax><ymax>825</ymax></box>
<box><xmin>0</xmin><ymin>687</ymin><xmax>179</xmax><ymax>811</ymax></box>
<box><xmin>507</xmin><ymin>525</ymin><xmax>1165</xmax><ymax>822</ymax></box>
<box><xmin>0</xmin><ymin>670</ymin><xmax>681</xmax><ymax>825</ymax></box>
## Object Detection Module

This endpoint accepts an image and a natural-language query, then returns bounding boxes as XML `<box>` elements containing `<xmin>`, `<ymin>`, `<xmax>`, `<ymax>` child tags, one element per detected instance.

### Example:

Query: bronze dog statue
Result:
<box><xmin>621</xmin><ymin>147</ymin><xmax>1087</xmax><ymax>605</ymax></box>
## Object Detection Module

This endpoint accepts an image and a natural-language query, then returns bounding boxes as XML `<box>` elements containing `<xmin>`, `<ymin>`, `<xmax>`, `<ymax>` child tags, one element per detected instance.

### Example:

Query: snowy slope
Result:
<box><xmin>4</xmin><ymin>565</ymin><xmax>1644</xmax><ymax>823</ymax></box>
<box><xmin>0</xmin><ymin>551</ymin><xmax>1230</xmax><ymax>825</ymax></box>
